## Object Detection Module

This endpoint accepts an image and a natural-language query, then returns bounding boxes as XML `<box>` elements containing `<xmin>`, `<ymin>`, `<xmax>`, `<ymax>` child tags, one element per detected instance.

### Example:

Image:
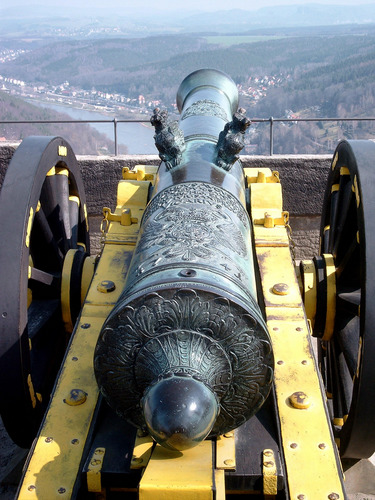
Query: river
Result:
<box><xmin>28</xmin><ymin>100</ymin><xmax>156</xmax><ymax>154</ymax></box>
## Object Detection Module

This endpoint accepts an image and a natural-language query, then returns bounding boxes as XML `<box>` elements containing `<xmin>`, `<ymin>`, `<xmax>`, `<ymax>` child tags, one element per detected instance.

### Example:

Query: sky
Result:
<box><xmin>4</xmin><ymin>0</ymin><xmax>375</xmax><ymax>10</ymax></box>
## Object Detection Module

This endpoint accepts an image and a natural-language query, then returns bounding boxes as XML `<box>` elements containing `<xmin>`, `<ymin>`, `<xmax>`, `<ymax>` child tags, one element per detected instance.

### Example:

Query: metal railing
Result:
<box><xmin>2</xmin><ymin>116</ymin><xmax>375</xmax><ymax>156</ymax></box>
<box><xmin>253</xmin><ymin>117</ymin><xmax>375</xmax><ymax>155</ymax></box>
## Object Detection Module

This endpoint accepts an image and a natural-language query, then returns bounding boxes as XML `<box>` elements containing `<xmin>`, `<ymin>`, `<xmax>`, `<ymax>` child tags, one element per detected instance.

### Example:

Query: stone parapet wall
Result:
<box><xmin>0</xmin><ymin>142</ymin><xmax>332</xmax><ymax>259</ymax></box>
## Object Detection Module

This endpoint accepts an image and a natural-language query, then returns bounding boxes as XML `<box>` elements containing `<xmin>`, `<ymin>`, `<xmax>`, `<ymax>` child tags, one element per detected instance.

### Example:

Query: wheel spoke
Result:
<box><xmin>336</xmin><ymin>312</ymin><xmax>359</xmax><ymax>379</ymax></box>
<box><xmin>30</xmin><ymin>205</ymin><xmax>64</xmax><ymax>271</ymax></box>
<box><xmin>334</xmin><ymin>336</ymin><xmax>353</xmax><ymax>418</ymax></box>
<box><xmin>28</xmin><ymin>299</ymin><xmax>60</xmax><ymax>340</ymax></box>
<box><xmin>332</xmin><ymin>176</ymin><xmax>353</xmax><ymax>258</ymax></box>
<box><xmin>69</xmin><ymin>196</ymin><xmax>80</xmax><ymax>248</ymax></box>
<box><xmin>337</xmin><ymin>288</ymin><xmax>361</xmax><ymax>317</ymax></box>
<box><xmin>28</xmin><ymin>266</ymin><xmax>61</xmax><ymax>299</ymax></box>
<box><xmin>55</xmin><ymin>165</ymin><xmax>72</xmax><ymax>251</ymax></box>
<box><xmin>40</xmin><ymin>173</ymin><xmax>67</xmax><ymax>254</ymax></box>
<box><xmin>335</xmin><ymin>234</ymin><xmax>359</xmax><ymax>281</ymax></box>
<box><xmin>327</xmin><ymin>187</ymin><xmax>339</xmax><ymax>253</ymax></box>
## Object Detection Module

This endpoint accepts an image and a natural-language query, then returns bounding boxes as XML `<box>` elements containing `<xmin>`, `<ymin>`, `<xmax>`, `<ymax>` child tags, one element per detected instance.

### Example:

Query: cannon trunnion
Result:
<box><xmin>1</xmin><ymin>69</ymin><xmax>374</xmax><ymax>499</ymax></box>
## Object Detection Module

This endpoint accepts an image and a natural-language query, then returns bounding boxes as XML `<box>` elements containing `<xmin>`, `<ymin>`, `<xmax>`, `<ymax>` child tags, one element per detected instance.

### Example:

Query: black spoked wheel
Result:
<box><xmin>0</xmin><ymin>136</ymin><xmax>90</xmax><ymax>447</ymax></box>
<box><xmin>318</xmin><ymin>139</ymin><xmax>375</xmax><ymax>458</ymax></box>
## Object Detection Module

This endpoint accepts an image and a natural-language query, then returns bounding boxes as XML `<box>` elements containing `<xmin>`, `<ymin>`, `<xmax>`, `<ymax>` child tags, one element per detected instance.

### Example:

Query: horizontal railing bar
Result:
<box><xmin>252</xmin><ymin>117</ymin><xmax>375</xmax><ymax>123</ymax></box>
<box><xmin>1</xmin><ymin>117</ymin><xmax>375</xmax><ymax>125</ymax></box>
<box><xmin>0</xmin><ymin>119</ymin><xmax>150</xmax><ymax>124</ymax></box>
<box><xmin>2</xmin><ymin>116</ymin><xmax>375</xmax><ymax>156</ymax></box>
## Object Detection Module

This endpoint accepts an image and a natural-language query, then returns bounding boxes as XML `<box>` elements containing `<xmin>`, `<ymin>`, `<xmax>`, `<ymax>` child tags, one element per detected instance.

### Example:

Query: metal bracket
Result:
<box><xmin>216</xmin><ymin>431</ymin><xmax>236</xmax><ymax>470</ymax></box>
<box><xmin>122</xmin><ymin>166</ymin><xmax>155</xmax><ymax>182</ymax></box>
<box><xmin>263</xmin><ymin>449</ymin><xmax>277</xmax><ymax>499</ymax></box>
<box><xmin>102</xmin><ymin>207</ymin><xmax>138</xmax><ymax>226</ymax></box>
<box><xmin>253</xmin><ymin>211</ymin><xmax>289</xmax><ymax>228</ymax></box>
<box><xmin>87</xmin><ymin>447</ymin><xmax>106</xmax><ymax>493</ymax></box>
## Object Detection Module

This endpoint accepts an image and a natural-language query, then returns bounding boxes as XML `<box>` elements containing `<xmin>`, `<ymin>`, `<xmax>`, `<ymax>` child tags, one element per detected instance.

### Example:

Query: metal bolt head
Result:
<box><xmin>328</xmin><ymin>493</ymin><xmax>340</xmax><ymax>499</ymax></box>
<box><xmin>63</xmin><ymin>389</ymin><xmax>87</xmax><ymax>406</ymax></box>
<box><xmin>277</xmin><ymin>360</ymin><xmax>284</xmax><ymax>365</ymax></box>
<box><xmin>132</xmin><ymin>457</ymin><xmax>143</xmax><ymax>464</ymax></box>
<box><xmin>290</xmin><ymin>442</ymin><xmax>298</xmax><ymax>449</ymax></box>
<box><xmin>319</xmin><ymin>443</ymin><xmax>326</xmax><ymax>450</ymax></box>
<box><xmin>97</xmin><ymin>280</ymin><xmax>116</xmax><ymax>293</ymax></box>
<box><xmin>137</xmin><ymin>428</ymin><xmax>148</xmax><ymax>438</ymax></box>
<box><xmin>264</xmin><ymin>460</ymin><xmax>274</xmax><ymax>468</ymax></box>
<box><xmin>297</xmin><ymin>495</ymin><xmax>306</xmax><ymax>500</ymax></box>
<box><xmin>272</xmin><ymin>283</ymin><xmax>289</xmax><ymax>295</ymax></box>
<box><xmin>71</xmin><ymin>439</ymin><xmax>79</xmax><ymax>445</ymax></box>
<box><xmin>45</xmin><ymin>436</ymin><xmax>53</xmax><ymax>443</ymax></box>
<box><xmin>81</xmin><ymin>323</ymin><xmax>90</xmax><ymax>329</ymax></box>
<box><xmin>289</xmin><ymin>391</ymin><xmax>311</xmax><ymax>409</ymax></box>
<box><xmin>28</xmin><ymin>485</ymin><xmax>36</xmax><ymax>491</ymax></box>
<box><xmin>224</xmin><ymin>459</ymin><xmax>235</xmax><ymax>466</ymax></box>
<box><xmin>58</xmin><ymin>487</ymin><xmax>66</xmax><ymax>494</ymax></box>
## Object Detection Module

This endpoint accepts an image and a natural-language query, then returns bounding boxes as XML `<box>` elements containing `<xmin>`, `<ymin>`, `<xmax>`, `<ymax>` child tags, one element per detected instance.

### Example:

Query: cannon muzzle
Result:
<box><xmin>94</xmin><ymin>69</ymin><xmax>274</xmax><ymax>451</ymax></box>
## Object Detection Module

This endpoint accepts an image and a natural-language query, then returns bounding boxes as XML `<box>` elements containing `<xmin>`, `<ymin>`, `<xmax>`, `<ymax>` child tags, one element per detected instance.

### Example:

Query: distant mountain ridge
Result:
<box><xmin>1</xmin><ymin>4</ymin><xmax>375</xmax><ymax>36</ymax></box>
<box><xmin>181</xmin><ymin>5</ymin><xmax>375</xmax><ymax>31</ymax></box>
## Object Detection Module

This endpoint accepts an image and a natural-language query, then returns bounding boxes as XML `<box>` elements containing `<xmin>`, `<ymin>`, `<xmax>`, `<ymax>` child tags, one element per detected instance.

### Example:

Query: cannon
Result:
<box><xmin>0</xmin><ymin>69</ymin><xmax>374</xmax><ymax>499</ymax></box>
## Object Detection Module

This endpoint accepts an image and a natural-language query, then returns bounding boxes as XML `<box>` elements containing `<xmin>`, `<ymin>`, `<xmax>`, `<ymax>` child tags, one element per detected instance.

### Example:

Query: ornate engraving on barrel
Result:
<box><xmin>151</xmin><ymin>107</ymin><xmax>185</xmax><ymax>170</ymax></box>
<box><xmin>181</xmin><ymin>99</ymin><xmax>228</xmax><ymax>122</ymax></box>
<box><xmin>126</xmin><ymin>182</ymin><xmax>250</xmax><ymax>288</ymax></box>
<box><xmin>94</xmin><ymin>69</ymin><xmax>274</xmax><ymax>450</ymax></box>
<box><xmin>142</xmin><ymin>182</ymin><xmax>249</xmax><ymax>226</ymax></box>
<box><xmin>216</xmin><ymin>107</ymin><xmax>251</xmax><ymax>171</ymax></box>
<box><xmin>94</xmin><ymin>289</ymin><xmax>273</xmax><ymax>434</ymax></box>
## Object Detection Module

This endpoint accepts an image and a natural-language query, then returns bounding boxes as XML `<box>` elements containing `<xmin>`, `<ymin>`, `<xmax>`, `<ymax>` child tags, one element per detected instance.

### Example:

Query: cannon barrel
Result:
<box><xmin>94</xmin><ymin>69</ymin><xmax>274</xmax><ymax>452</ymax></box>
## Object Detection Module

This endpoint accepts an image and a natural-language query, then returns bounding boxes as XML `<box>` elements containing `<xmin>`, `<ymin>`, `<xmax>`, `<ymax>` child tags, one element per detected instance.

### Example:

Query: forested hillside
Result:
<box><xmin>2</xmin><ymin>24</ymin><xmax>375</xmax><ymax>154</ymax></box>
<box><xmin>0</xmin><ymin>92</ymin><xmax>123</xmax><ymax>154</ymax></box>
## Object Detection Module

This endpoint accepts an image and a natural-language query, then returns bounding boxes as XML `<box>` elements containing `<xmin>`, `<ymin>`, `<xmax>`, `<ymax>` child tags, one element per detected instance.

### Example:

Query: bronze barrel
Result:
<box><xmin>94</xmin><ymin>69</ymin><xmax>274</xmax><ymax>451</ymax></box>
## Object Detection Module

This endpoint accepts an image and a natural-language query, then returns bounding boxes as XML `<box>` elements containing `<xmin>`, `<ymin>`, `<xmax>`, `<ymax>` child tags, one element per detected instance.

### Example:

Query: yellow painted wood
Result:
<box><xmin>17</xmin><ymin>177</ymin><xmax>147</xmax><ymax>500</ymax></box>
<box><xmin>250</xmin><ymin>178</ymin><xmax>345</xmax><ymax>500</ymax></box>
<box><xmin>253</xmin><ymin>225</ymin><xmax>290</xmax><ymax>247</ymax></box>
<box><xmin>139</xmin><ymin>441</ymin><xmax>214</xmax><ymax>500</ymax></box>
<box><xmin>130</xmin><ymin>433</ymin><xmax>154</xmax><ymax>469</ymax></box>
<box><xmin>214</xmin><ymin>470</ymin><xmax>226</xmax><ymax>500</ymax></box>
<box><xmin>256</xmin><ymin>246</ymin><xmax>303</xmax><ymax>308</ymax></box>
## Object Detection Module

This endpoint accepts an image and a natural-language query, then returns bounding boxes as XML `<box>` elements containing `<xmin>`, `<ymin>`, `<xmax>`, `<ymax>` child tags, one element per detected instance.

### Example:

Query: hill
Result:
<box><xmin>2</xmin><ymin>4</ymin><xmax>375</xmax><ymax>37</ymax></box>
<box><xmin>0</xmin><ymin>91</ymin><xmax>124</xmax><ymax>155</ymax></box>
<box><xmin>2</xmin><ymin>25</ymin><xmax>375</xmax><ymax>154</ymax></box>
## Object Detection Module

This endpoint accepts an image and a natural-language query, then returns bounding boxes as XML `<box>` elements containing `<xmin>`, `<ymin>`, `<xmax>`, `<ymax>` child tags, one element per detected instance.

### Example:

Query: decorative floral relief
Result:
<box><xmin>135</xmin><ymin>203</ymin><xmax>247</xmax><ymax>272</ymax></box>
<box><xmin>143</xmin><ymin>182</ymin><xmax>249</xmax><ymax>227</ymax></box>
<box><xmin>94</xmin><ymin>289</ymin><xmax>273</xmax><ymax>435</ymax></box>
<box><xmin>181</xmin><ymin>99</ymin><xmax>228</xmax><ymax>122</ymax></box>
<box><xmin>126</xmin><ymin>182</ymin><xmax>251</xmax><ymax>287</ymax></box>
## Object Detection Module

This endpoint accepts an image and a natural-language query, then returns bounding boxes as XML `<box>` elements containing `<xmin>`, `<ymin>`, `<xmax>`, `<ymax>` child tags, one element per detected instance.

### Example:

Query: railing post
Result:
<box><xmin>269</xmin><ymin>117</ymin><xmax>274</xmax><ymax>156</ymax></box>
<box><xmin>114</xmin><ymin>118</ymin><xmax>118</xmax><ymax>156</ymax></box>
